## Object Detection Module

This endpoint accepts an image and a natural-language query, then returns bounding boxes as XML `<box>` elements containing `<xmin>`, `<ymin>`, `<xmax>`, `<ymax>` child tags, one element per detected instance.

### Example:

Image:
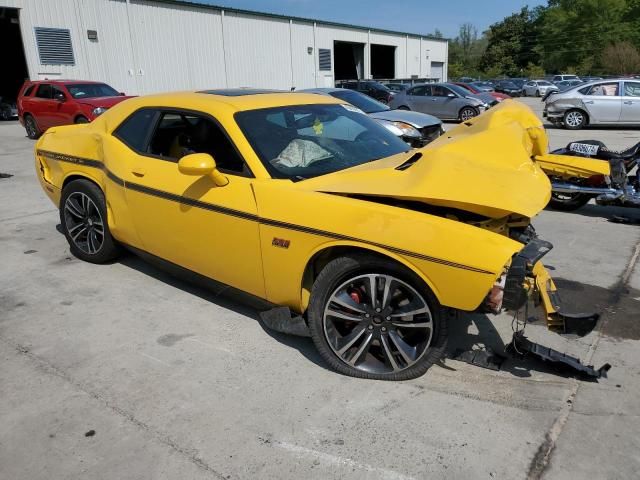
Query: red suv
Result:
<box><xmin>18</xmin><ymin>80</ymin><xmax>132</xmax><ymax>139</ymax></box>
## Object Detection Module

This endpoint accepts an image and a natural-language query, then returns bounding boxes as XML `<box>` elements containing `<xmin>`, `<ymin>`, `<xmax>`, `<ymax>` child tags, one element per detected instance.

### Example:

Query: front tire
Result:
<box><xmin>307</xmin><ymin>254</ymin><xmax>448</xmax><ymax>381</ymax></box>
<box><xmin>548</xmin><ymin>192</ymin><xmax>592</xmax><ymax>211</ymax></box>
<box><xmin>459</xmin><ymin>107</ymin><xmax>478</xmax><ymax>122</ymax></box>
<box><xmin>60</xmin><ymin>179</ymin><xmax>120</xmax><ymax>263</ymax></box>
<box><xmin>563</xmin><ymin>109</ymin><xmax>587</xmax><ymax>130</ymax></box>
<box><xmin>536</xmin><ymin>89</ymin><xmax>541</xmax><ymax>97</ymax></box>
<box><xmin>24</xmin><ymin>114</ymin><xmax>40</xmax><ymax>139</ymax></box>
<box><xmin>75</xmin><ymin>115</ymin><xmax>89</xmax><ymax>124</ymax></box>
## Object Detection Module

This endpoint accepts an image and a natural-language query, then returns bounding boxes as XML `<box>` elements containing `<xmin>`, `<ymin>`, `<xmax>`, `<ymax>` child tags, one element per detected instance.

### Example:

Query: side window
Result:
<box><xmin>52</xmin><ymin>85</ymin><xmax>66</xmax><ymax>100</ymax></box>
<box><xmin>624</xmin><ymin>82</ymin><xmax>640</xmax><ymax>97</ymax></box>
<box><xmin>147</xmin><ymin>111</ymin><xmax>247</xmax><ymax>175</ymax></box>
<box><xmin>35</xmin><ymin>84</ymin><xmax>52</xmax><ymax>99</ymax></box>
<box><xmin>408</xmin><ymin>86</ymin><xmax>428</xmax><ymax>96</ymax></box>
<box><xmin>432</xmin><ymin>86</ymin><xmax>450</xmax><ymax>97</ymax></box>
<box><xmin>114</xmin><ymin>108</ymin><xmax>158</xmax><ymax>152</ymax></box>
<box><xmin>587</xmin><ymin>82</ymin><xmax>619</xmax><ymax>96</ymax></box>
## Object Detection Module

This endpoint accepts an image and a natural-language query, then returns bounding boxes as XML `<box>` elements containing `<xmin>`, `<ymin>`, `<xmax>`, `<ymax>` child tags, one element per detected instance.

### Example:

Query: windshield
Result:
<box><xmin>501</xmin><ymin>82</ymin><xmax>518</xmax><ymax>88</ymax></box>
<box><xmin>235</xmin><ymin>104</ymin><xmax>410</xmax><ymax>180</ymax></box>
<box><xmin>538</xmin><ymin>81</ymin><xmax>553</xmax><ymax>86</ymax></box>
<box><xmin>330</xmin><ymin>90</ymin><xmax>389</xmax><ymax>114</ymax></box>
<box><xmin>66</xmin><ymin>83</ymin><xmax>119</xmax><ymax>99</ymax></box>
<box><xmin>456</xmin><ymin>84</ymin><xmax>474</xmax><ymax>93</ymax></box>
<box><xmin>447</xmin><ymin>84</ymin><xmax>474</xmax><ymax>97</ymax></box>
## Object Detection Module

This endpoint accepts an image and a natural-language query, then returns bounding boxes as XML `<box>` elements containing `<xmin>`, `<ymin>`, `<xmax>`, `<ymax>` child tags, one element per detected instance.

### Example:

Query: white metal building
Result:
<box><xmin>1</xmin><ymin>0</ymin><xmax>448</xmax><ymax>99</ymax></box>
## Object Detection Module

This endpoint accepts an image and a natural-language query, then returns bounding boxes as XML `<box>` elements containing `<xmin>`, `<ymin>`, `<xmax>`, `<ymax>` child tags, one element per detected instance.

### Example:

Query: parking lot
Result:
<box><xmin>1</xmin><ymin>96</ymin><xmax>639</xmax><ymax>479</ymax></box>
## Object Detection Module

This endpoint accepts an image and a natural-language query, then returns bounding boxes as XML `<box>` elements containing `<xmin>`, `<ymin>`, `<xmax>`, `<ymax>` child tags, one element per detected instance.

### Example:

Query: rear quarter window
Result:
<box><xmin>23</xmin><ymin>85</ymin><xmax>35</xmax><ymax>96</ymax></box>
<box><xmin>113</xmin><ymin>108</ymin><xmax>158</xmax><ymax>152</ymax></box>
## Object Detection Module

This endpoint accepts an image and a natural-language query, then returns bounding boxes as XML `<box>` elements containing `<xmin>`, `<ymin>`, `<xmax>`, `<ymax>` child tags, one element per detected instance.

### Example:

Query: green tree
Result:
<box><xmin>524</xmin><ymin>63</ymin><xmax>545</xmax><ymax>79</ymax></box>
<box><xmin>480</xmin><ymin>7</ymin><xmax>543</xmax><ymax>77</ymax></box>
<box><xmin>448</xmin><ymin>23</ymin><xmax>486</xmax><ymax>78</ymax></box>
<box><xmin>539</xmin><ymin>0</ymin><xmax>633</xmax><ymax>74</ymax></box>
<box><xmin>602</xmin><ymin>41</ymin><xmax>640</xmax><ymax>74</ymax></box>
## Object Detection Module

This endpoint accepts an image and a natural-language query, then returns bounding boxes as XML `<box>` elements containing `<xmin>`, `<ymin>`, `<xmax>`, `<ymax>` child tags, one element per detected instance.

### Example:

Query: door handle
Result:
<box><xmin>584</xmin><ymin>100</ymin><xmax>594</xmax><ymax>104</ymax></box>
<box><xmin>624</xmin><ymin>100</ymin><xmax>634</xmax><ymax>105</ymax></box>
<box><xmin>131</xmin><ymin>167</ymin><xmax>146</xmax><ymax>177</ymax></box>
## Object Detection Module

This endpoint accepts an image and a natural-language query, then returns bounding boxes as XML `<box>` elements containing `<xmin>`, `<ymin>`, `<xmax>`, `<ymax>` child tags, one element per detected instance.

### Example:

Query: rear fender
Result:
<box><xmin>533</xmin><ymin>153</ymin><xmax>610</xmax><ymax>179</ymax></box>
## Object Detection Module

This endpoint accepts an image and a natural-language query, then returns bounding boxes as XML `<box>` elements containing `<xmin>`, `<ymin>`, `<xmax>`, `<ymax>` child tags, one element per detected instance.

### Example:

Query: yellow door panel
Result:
<box><xmin>122</xmin><ymin>153</ymin><xmax>265</xmax><ymax>298</ymax></box>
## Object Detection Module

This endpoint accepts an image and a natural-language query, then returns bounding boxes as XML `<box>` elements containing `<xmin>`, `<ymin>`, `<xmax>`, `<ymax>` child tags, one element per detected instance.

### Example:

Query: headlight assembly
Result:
<box><xmin>390</xmin><ymin>121</ymin><xmax>421</xmax><ymax>138</ymax></box>
<box><xmin>92</xmin><ymin>107</ymin><xmax>108</xmax><ymax>116</ymax></box>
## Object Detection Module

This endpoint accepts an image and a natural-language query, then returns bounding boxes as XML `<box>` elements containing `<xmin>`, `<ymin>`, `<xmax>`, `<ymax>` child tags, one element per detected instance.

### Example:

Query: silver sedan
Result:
<box><xmin>389</xmin><ymin>83</ymin><xmax>488</xmax><ymax>122</ymax></box>
<box><xmin>522</xmin><ymin>80</ymin><xmax>558</xmax><ymax>97</ymax></box>
<box><xmin>544</xmin><ymin>79</ymin><xmax>640</xmax><ymax>129</ymax></box>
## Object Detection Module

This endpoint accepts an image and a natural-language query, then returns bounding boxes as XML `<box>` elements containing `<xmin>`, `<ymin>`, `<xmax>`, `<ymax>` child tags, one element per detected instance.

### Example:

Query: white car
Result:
<box><xmin>522</xmin><ymin>80</ymin><xmax>558</xmax><ymax>97</ymax></box>
<box><xmin>553</xmin><ymin>74</ymin><xmax>581</xmax><ymax>82</ymax></box>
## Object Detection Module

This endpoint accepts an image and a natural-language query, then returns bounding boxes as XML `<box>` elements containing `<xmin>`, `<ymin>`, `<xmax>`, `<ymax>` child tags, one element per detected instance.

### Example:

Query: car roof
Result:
<box><xmin>27</xmin><ymin>79</ymin><xmax>107</xmax><ymax>85</ymax></box>
<box><xmin>115</xmin><ymin>90</ymin><xmax>342</xmax><ymax>115</ymax></box>
<box><xmin>300</xmin><ymin>88</ymin><xmax>344</xmax><ymax>94</ymax></box>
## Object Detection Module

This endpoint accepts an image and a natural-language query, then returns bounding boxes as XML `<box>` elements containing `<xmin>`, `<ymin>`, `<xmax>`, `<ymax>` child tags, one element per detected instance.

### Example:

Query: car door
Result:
<box><xmin>620</xmin><ymin>81</ymin><xmax>640</xmax><ymax>123</ymax></box>
<box><xmin>431</xmin><ymin>85</ymin><xmax>458</xmax><ymax>119</ymax></box>
<box><xmin>49</xmin><ymin>85</ymin><xmax>78</xmax><ymax>126</ymax></box>
<box><xmin>405</xmin><ymin>85</ymin><xmax>433</xmax><ymax>114</ymax></box>
<box><xmin>31</xmin><ymin>83</ymin><xmax>56</xmax><ymax>129</ymax></box>
<box><xmin>108</xmin><ymin>107</ymin><xmax>265</xmax><ymax>298</ymax></box>
<box><xmin>582</xmin><ymin>81</ymin><xmax>622</xmax><ymax>124</ymax></box>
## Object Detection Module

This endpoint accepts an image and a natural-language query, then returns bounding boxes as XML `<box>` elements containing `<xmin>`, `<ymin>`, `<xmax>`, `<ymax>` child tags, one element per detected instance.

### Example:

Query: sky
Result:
<box><xmin>199</xmin><ymin>0</ymin><xmax>548</xmax><ymax>38</ymax></box>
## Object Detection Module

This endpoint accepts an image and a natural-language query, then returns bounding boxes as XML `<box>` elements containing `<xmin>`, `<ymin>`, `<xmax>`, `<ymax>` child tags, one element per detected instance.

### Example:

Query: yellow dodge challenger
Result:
<box><xmin>34</xmin><ymin>91</ymin><xmax>593</xmax><ymax>380</ymax></box>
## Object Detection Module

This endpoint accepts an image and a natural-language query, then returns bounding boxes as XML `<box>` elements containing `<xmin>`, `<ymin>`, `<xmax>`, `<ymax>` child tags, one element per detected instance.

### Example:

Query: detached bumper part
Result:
<box><xmin>509</xmin><ymin>332</ymin><xmax>611</xmax><ymax>379</ymax></box>
<box><xmin>503</xmin><ymin>238</ymin><xmax>600</xmax><ymax>337</ymax></box>
<box><xmin>259</xmin><ymin>306</ymin><xmax>310</xmax><ymax>337</ymax></box>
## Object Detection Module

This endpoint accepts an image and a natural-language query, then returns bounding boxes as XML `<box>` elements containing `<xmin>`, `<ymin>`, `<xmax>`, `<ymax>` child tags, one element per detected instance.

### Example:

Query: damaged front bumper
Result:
<box><xmin>501</xmin><ymin>238</ymin><xmax>599</xmax><ymax>337</ymax></box>
<box><xmin>482</xmin><ymin>237</ymin><xmax>611</xmax><ymax>378</ymax></box>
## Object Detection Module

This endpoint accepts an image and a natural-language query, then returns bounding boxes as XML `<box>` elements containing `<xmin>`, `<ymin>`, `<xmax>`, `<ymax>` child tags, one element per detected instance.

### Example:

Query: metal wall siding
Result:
<box><xmin>223</xmin><ymin>12</ymin><xmax>292</xmax><ymax>89</ymax></box>
<box><xmin>7</xmin><ymin>0</ymin><xmax>447</xmax><ymax>94</ymax></box>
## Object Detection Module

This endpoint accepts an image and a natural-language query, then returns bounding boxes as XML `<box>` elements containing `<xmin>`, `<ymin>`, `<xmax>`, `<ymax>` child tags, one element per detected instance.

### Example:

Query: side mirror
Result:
<box><xmin>178</xmin><ymin>153</ymin><xmax>228</xmax><ymax>187</ymax></box>
<box><xmin>54</xmin><ymin>92</ymin><xmax>66</xmax><ymax>102</ymax></box>
<box><xmin>119</xmin><ymin>92</ymin><xmax>125</xmax><ymax>96</ymax></box>
<box><xmin>447</xmin><ymin>93</ymin><xmax>456</xmax><ymax>98</ymax></box>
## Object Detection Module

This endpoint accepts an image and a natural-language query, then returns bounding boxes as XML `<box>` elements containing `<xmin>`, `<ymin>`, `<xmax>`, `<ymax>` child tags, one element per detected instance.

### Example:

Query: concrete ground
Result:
<box><xmin>1</xmin><ymin>97</ymin><xmax>639</xmax><ymax>480</ymax></box>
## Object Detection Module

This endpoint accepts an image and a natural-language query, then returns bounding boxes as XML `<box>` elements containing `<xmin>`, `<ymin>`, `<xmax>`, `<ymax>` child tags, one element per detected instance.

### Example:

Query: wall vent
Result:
<box><xmin>318</xmin><ymin>48</ymin><xmax>331</xmax><ymax>71</ymax></box>
<box><xmin>35</xmin><ymin>27</ymin><xmax>75</xmax><ymax>65</ymax></box>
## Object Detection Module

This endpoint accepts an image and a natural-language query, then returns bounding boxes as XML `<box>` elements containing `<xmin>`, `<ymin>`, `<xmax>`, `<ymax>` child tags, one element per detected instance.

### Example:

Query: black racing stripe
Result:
<box><xmin>126</xmin><ymin>181</ymin><xmax>260</xmax><ymax>222</ymax></box>
<box><xmin>105</xmin><ymin>169</ymin><xmax>125</xmax><ymax>187</ymax></box>
<box><xmin>38</xmin><ymin>149</ymin><xmax>103</xmax><ymax>169</ymax></box>
<box><xmin>260</xmin><ymin>217</ymin><xmax>493</xmax><ymax>274</ymax></box>
<box><xmin>39</xmin><ymin>149</ymin><xmax>495</xmax><ymax>275</ymax></box>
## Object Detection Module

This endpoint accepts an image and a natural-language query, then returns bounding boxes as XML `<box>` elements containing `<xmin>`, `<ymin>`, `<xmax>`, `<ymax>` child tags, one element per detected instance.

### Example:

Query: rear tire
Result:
<box><xmin>548</xmin><ymin>192</ymin><xmax>592</xmax><ymax>211</ymax></box>
<box><xmin>397</xmin><ymin>105</ymin><xmax>410</xmax><ymax>110</ymax></box>
<box><xmin>60</xmin><ymin>179</ymin><xmax>121</xmax><ymax>263</ymax></box>
<box><xmin>563</xmin><ymin>109</ymin><xmax>587</xmax><ymax>130</ymax></box>
<box><xmin>24</xmin><ymin>114</ymin><xmax>40</xmax><ymax>139</ymax></box>
<box><xmin>307</xmin><ymin>254</ymin><xmax>448</xmax><ymax>381</ymax></box>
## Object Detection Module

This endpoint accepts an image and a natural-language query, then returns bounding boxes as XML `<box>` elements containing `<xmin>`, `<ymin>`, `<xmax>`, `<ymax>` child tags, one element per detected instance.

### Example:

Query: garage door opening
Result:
<box><xmin>0</xmin><ymin>8</ymin><xmax>29</xmax><ymax>106</ymax></box>
<box><xmin>370</xmin><ymin>44</ymin><xmax>395</xmax><ymax>79</ymax></box>
<box><xmin>334</xmin><ymin>41</ymin><xmax>364</xmax><ymax>81</ymax></box>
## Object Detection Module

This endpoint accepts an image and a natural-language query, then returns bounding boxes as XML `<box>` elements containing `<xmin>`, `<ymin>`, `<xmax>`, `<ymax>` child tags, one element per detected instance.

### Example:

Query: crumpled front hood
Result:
<box><xmin>300</xmin><ymin>100</ymin><xmax>551</xmax><ymax>219</ymax></box>
<box><xmin>369</xmin><ymin>109</ymin><xmax>441</xmax><ymax>128</ymax></box>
